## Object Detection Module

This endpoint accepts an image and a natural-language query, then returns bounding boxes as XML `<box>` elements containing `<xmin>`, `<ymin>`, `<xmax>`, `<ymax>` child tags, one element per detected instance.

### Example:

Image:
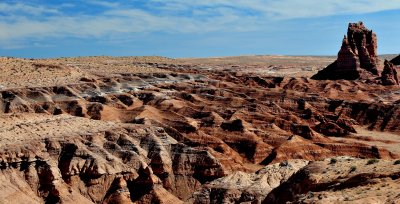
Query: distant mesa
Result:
<box><xmin>312</xmin><ymin>21</ymin><xmax>379</xmax><ymax>80</ymax></box>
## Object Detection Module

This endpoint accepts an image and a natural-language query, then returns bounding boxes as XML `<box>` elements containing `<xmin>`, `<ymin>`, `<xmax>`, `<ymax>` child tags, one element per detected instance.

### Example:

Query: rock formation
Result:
<box><xmin>193</xmin><ymin>160</ymin><xmax>309</xmax><ymax>203</ymax></box>
<box><xmin>347</xmin><ymin>22</ymin><xmax>378</xmax><ymax>74</ymax></box>
<box><xmin>264</xmin><ymin>157</ymin><xmax>400</xmax><ymax>204</ymax></box>
<box><xmin>193</xmin><ymin>157</ymin><xmax>400</xmax><ymax>204</ymax></box>
<box><xmin>337</xmin><ymin>35</ymin><xmax>361</xmax><ymax>75</ymax></box>
<box><xmin>312</xmin><ymin>22</ymin><xmax>379</xmax><ymax>80</ymax></box>
<box><xmin>391</xmin><ymin>54</ymin><xmax>400</xmax><ymax>65</ymax></box>
<box><xmin>1</xmin><ymin>56</ymin><xmax>400</xmax><ymax>203</ymax></box>
<box><xmin>381</xmin><ymin>60</ymin><xmax>399</xmax><ymax>85</ymax></box>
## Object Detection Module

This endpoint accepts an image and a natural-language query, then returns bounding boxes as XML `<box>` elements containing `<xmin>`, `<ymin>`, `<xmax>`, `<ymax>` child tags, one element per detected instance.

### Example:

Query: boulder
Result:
<box><xmin>381</xmin><ymin>60</ymin><xmax>399</xmax><ymax>86</ymax></box>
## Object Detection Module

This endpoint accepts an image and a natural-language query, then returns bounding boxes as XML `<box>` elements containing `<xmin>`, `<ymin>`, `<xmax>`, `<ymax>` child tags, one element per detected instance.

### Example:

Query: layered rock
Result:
<box><xmin>0</xmin><ymin>114</ymin><xmax>226</xmax><ymax>203</ymax></box>
<box><xmin>311</xmin><ymin>36</ymin><xmax>361</xmax><ymax>80</ymax></box>
<box><xmin>263</xmin><ymin>157</ymin><xmax>400</xmax><ymax>204</ymax></box>
<box><xmin>195</xmin><ymin>157</ymin><xmax>400</xmax><ymax>204</ymax></box>
<box><xmin>336</xmin><ymin>35</ymin><xmax>361</xmax><ymax>77</ymax></box>
<box><xmin>312</xmin><ymin>22</ymin><xmax>379</xmax><ymax>80</ymax></box>
<box><xmin>1</xmin><ymin>56</ymin><xmax>400</xmax><ymax>203</ymax></box>
<box><xmin>347</xmin><ymin>22</ymin><xmax>378</xmax><ymax>74</ymax></box>
<box><xmin>193</xmin><ymin>160</ymin><xmax>309</xmax><ymax>204</ymax></box>
<box><xmin>381</xmin><ymin>60</ymin><xmax>399</xmax><ymax>85</ymax></box>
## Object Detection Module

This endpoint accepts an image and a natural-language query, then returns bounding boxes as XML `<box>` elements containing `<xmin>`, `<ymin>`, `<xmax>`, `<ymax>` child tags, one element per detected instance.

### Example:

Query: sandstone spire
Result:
<box><xmin>336</xmin><ymin>35</ymin><xmax>360</xmax><ymax>73</ymax></box>
<box><xmin>312</xmin><ymin>22</ymin><xmax>379</xmax><ymax>80</ymax></box>
<box><xmin>347</xmin><ymin>22</ymin><xmax>378</xmax><ymax>75</ymax></box>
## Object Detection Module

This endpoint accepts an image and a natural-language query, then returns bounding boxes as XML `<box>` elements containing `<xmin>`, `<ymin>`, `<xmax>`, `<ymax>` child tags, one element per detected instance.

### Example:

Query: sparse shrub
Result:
<box><xmin>350</xmin><ymin>166</ymin><xmax>357</xmax><ymax>172</ymax></box>
<box><xmin>367</xmin><ymin>159</ymin><xmax>379</xmax><ymax>165</ymax></box>
<box><xmin>330</xmin><ymin>158</ymin><xmax>337</xmax><ymax>164</ymax></box>
<box><xmin>394</xmin><ymin>160</ymin><xmax>400</xmax><ymax>165</ymax></box>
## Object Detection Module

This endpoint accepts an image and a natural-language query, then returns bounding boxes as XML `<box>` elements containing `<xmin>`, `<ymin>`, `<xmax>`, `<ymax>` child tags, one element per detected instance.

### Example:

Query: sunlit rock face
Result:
<box><xmin>312</xmin><ymin>22</ymin><xmax>379</xmax><ymax>80</ymax></box>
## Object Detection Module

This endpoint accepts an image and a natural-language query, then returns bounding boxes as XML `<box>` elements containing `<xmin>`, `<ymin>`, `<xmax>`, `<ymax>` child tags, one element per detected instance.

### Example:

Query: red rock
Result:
<box><xmin>347</xmin><ymin>22</ymin><xmax>378</xmax><ymax>75</ymax></box>
<box><xmin>314</xmin><ymin>121</ymin><xmax>349</xmax><ymax>137</ymax></box>
<box><xmin>381</xmin><ymin>60</ymin><xmax>399</xmax><ymax>86</ymax></box>
<box><xmin>263</xmin><ymin>158</ymin><xmax>400</xmax><ymax>204</ymax></box>
<box><xmin>220</xmin><ymin>119</ymin><xmax>244</xmax><ymax>132</ymax></box>
<box><xmin>1</xmin><ymin>56</ymin><xmax>400</xmax><ymax>203</ymax></box>
<box><xmin>312</xmin><ymin>22</ymin><xmax>379</xmax><ymax>80</ymax></box>
<box><xmin>337</xmin><ymin>35</ymin><xmax>361</xmax><ymax>75</ymax></box>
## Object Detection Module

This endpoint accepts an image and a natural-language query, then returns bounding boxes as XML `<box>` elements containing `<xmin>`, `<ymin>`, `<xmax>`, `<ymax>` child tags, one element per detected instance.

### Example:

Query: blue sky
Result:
<box><xmin>0</xmin><ymin>0</ymin><xmax>400</xmax><ymax>58</ymax></box>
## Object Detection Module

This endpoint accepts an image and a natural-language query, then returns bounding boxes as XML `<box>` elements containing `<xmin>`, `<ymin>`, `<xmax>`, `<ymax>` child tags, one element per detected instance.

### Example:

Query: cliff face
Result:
<box><xmin>312</xmin><ymin>22</ymin><xmax>379</xmax><ymax>80</ymax></box>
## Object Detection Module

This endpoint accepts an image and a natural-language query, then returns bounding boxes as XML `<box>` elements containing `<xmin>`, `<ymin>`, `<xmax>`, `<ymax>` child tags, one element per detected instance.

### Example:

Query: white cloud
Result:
<box><xmin>0</xmin><ymin>2</ymin><xmax>59</xmax><ymax>15</ymax></box>
<box><xmin>86</xmin><ymin>0</ymin><xmax>120</xmax><ymax>8</ymax></box>
<box><xmin>147</xmin><ymin>0</ymin><xmax>400</xmax><ymax>19</ymax></box>
<box><xmin>260</xmin><ymin>0</ymin><xmax>400</xmax><ymax>19</ymax></box>
<box><xmin>1</xmin><ymin>0</ymin><xmax>400</xmax><ymax>48</ymax></box>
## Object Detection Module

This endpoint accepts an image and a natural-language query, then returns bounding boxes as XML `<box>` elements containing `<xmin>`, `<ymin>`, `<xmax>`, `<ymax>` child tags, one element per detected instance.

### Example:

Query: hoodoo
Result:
<box><xmin>381</xmin><ymin>60</ymin><xmax>399</xmax><ymax>85</ymax></box>
<box><xmin>312</xmin><ymin>22</ymin><xmax>379</xmax><ymax>80</ymax></box>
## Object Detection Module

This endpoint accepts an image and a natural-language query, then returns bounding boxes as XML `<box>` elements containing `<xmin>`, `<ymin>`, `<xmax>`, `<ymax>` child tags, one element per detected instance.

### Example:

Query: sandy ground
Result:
<box><xmin>0</xmin><ymin>55</ymin><xmax>397</xmax><ymax>88</ymax></box>
<box><xmin>331</xmin><ymin>126</ymin><xmax>400</xmax><ymax>155</ymax></box>
<box><xmin>0</xmin><ymin>113</ymin><xmax>119</xmax><ymax>145</ymax></box>
<box><xmin>0</xmin><ymin>56</ymin><xmax>168</xmax><ymax>89</ymax></box>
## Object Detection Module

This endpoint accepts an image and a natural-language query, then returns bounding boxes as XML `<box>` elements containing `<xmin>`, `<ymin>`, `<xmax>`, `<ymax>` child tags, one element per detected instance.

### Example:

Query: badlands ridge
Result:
<box><xmin>0</xmin><ymin>22</ymin><xmax>400</xmax><ymax>203</ymax></box>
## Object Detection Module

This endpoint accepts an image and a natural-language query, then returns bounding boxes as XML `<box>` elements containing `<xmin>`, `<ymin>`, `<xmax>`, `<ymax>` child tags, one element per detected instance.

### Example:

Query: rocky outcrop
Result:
<box><xmin>263</xmin><ymin>157</ymin><xmax>400</xmax><ymax>204</ymax></box>
<box><xmin>336</xmin><ymin>35</ymin><xmax>362</xmax><ymax>76</ymax></box>
<box><xmin>312</xmin><ymin>22</ymin><xmax>378</xmax><ymax>80</ymax></box>
<box><xmin>347</xmin><ymin>22</ymin><xmax>378</xmax><ymax>74</ymax></box>
<box><xmin>314</xmin><ymin>121</ymin><xmax>350</xmax><ymax>137</ymax></box>
<box><xmin>193</xmin><ymin>160</ymin><xmax>309</xmax><ymax>204</ymax></box>
<box><xmin>381</xmin><ymin>60</ymin><xmax>399</xmax><ymax>85</ymax></box>
<box><xmin>391</xmin><ymin>54</ymin><xmax>400</xmax><ymax>65</ymax></box>
<box><xmin>311</xmin><ymin>36</ymin><xmax>361</xmax><ymax>80</ymax></box>
<box><xmin>1</xmin><ymin>56</ymin><xmax>400</xmax><ymax>203</ymax></box>
<box><xmin>192</xmin><ymin>157</ymin><xmax>400</xmax><ymax>204</ymax></box>
<box><xmin>0</xmin><ymin>114</ymin><xmax>227</xmax><ymax>203</ymax></box>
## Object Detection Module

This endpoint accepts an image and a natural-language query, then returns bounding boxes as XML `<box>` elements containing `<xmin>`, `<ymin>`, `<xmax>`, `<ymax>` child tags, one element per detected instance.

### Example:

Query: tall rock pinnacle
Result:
<box><xmin>347</xmin><ymin>22</ymin><xmax>378</xmax><ymax>75</ymax></box>
<box><xmin>312</xmin><ymin>22</ymin><xmax>379</xmax><ymax>80</ymax></box>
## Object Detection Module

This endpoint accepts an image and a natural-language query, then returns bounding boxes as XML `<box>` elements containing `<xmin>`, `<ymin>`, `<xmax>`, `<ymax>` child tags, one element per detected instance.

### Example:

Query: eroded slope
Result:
<box><xmin>0</xmin><ymin>56</ymin><xmax>399</xmax><ymax>203</ymax></box>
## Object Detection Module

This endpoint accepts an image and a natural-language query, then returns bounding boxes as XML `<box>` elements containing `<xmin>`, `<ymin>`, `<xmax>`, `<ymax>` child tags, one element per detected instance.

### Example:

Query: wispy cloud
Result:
<box><xmin>86</xmin><ymin>0</ymin><xmax>120</xmax><ymax>8</ymax></box>
<box><xmin>1</xmin><ymin>0</ymin><xmax>400</xmax><ymax>49</ymax></box>
<box><xmin>260</xmin><ymin>0</ymin><xmax>400</xmax><ymax>19</ymax></box>
<box><xmin>146</xmin><ymin>0</ymin><xmax>400</xmax><ymax>19</ymax></box>
<box><xmin>0</xmin><ymin>2</ymin><xmax>59</xmax><ymax>15</ymax></box>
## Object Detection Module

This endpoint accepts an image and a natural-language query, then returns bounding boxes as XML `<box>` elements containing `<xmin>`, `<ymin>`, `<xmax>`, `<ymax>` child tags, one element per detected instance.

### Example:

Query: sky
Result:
<box><xmin>0</xmin><ymin>0</ymin><xmax>400</xmax><ymax>58</ymax></box>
